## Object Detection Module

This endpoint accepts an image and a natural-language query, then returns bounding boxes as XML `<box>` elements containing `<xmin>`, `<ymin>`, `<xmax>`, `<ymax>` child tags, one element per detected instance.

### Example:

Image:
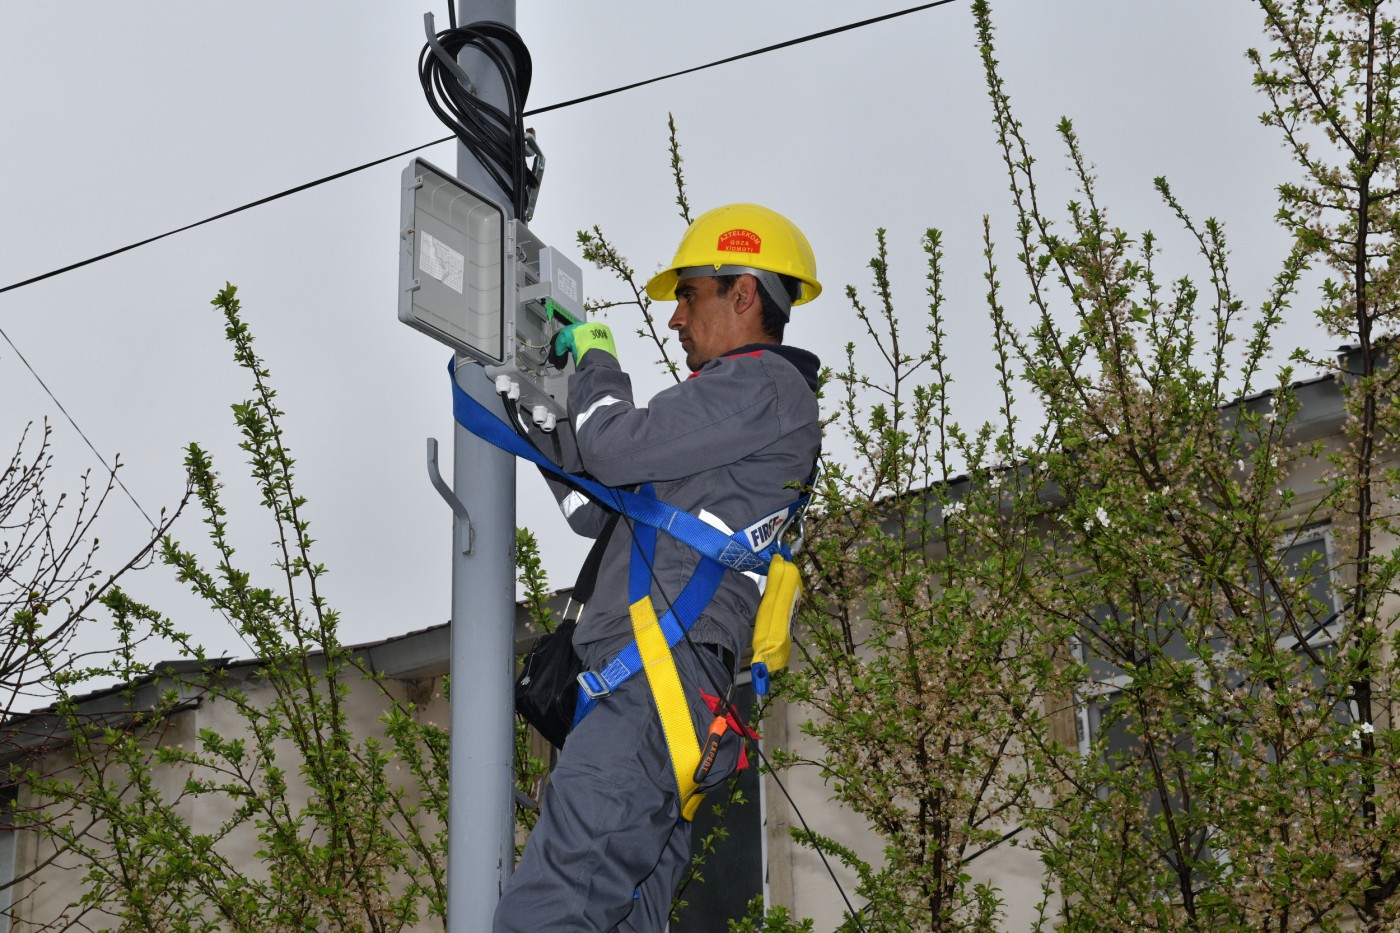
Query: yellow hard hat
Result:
<box><xmin>645</xmin><ymin>203</ymin><xmax>822</xmax><ymax>313</ymax></box>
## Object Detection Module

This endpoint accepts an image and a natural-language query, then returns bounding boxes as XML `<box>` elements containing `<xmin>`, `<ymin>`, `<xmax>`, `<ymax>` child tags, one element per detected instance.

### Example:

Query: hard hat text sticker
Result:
<box><xmin>717</xmin><ymin>228</ymin><xmax>762</xmax><ymax>254</ymax></box>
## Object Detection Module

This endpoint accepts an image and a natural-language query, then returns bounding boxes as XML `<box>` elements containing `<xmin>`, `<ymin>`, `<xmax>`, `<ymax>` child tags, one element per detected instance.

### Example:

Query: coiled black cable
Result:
<box><xmin>418</xmin><ymin>17</ymin><xmax>533</xmax><ymax>218</ymax></box>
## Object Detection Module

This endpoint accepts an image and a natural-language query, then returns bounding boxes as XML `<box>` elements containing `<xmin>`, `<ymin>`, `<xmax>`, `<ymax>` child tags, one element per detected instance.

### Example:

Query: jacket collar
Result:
<box><xmin>688</xmin><ymin>343</ymin><xmax>821</xmax><ymax>392</ymax></box>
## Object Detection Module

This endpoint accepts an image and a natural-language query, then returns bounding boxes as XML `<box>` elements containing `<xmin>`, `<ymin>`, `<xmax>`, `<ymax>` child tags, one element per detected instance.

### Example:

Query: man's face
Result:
<box><xmin>668</xmin><ymin>275</ymin><xmax>738</xmax><ymax>372</ymax></box>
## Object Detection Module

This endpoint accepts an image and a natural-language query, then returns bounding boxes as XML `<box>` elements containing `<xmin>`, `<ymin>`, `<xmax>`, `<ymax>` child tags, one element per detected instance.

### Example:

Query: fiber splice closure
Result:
<box><xmin>449</xmin><ymin>360</ymin><xmax>804</xmax><ymax>817</ymax></box>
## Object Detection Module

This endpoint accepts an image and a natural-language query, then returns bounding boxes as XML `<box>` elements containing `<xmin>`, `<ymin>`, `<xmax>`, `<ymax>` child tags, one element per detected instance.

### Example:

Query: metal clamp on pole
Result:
<box><xmin>427</xmin><ymin>437</ymin><xmax>474</xmax><ymax>555</ymax></box>
<box><xmin>422</xmin><ymin>12</ymin><xmax>478</xmax><ymax>94</ymax></box>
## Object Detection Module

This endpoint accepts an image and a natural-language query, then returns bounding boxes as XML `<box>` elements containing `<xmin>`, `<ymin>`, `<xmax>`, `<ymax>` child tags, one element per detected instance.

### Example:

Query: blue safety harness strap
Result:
<box><xmin>571</xmin><ymin>486</ymin><xmax>728</xmax><ymax>723</ymax></box>
<box><xmin>449</xmin><ymin>358</ymin><xmax>793</xmax><ymax>575</ymax></box>
<box><xmin>448</xmin><ymin>358</ymin><xmax>801</xmax><ymax>730</ymax></box>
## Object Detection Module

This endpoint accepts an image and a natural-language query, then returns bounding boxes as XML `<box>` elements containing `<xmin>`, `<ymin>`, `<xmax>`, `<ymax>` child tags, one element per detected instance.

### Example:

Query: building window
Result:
<box><xmin>1074</xmin><ymin>523</ymin><xmax>1345</xmax><ymax>824</ymax></box>
<box><xmin>0</xmin><ymin>784</ymin><xmax>16</xmax><ymax>933</ymax></box>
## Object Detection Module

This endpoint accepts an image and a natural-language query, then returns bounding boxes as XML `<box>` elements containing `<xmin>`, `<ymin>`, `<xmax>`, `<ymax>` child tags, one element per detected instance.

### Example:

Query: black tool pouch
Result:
<box><xmin>513</xmin><ymin>511</ymin><xmax>617</xmax><ymax>748</ymax></box>
<box><xmin>514</xmin><ymin>617</ymin><xmax>582</xmax><ymax>749</ymax></box>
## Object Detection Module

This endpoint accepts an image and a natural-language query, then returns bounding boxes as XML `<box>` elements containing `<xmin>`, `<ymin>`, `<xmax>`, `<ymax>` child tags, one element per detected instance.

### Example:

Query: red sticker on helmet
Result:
<box><xmin>717</xmin><ymin>228</ymin><xmax>761</xmax><ymax>254</ymax></box>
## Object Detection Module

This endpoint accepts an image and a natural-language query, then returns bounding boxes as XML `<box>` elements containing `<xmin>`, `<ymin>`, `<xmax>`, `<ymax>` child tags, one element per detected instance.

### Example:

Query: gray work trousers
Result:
<box><xmin>494</xmin><ymin>638</ymin><xmax>737</xmax><ymax>933</ymax></box>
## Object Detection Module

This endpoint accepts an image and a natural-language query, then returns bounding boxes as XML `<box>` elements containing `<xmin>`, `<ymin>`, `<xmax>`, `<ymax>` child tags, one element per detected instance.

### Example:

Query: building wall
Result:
<box><xmin>6</xmin><ymin>658</ymin><xmax>451</xmax><ymax>932</ymax></box>
<box><xmin>764</xmin><ymin>373</ymin><xmax>1399</xmax><ymax>928</ymax></box>
<box><xmin>764</xmin><ymin>668</ymin><xmax>1058</xmax><ymax>929</ymax></box>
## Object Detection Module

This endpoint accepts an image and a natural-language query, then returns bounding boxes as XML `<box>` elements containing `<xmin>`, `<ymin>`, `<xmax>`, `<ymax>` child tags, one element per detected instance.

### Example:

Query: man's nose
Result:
<box><xmin>668</xmin><ymin>305</ymin><xmax>684</xmax><ymax>331</ymax></box>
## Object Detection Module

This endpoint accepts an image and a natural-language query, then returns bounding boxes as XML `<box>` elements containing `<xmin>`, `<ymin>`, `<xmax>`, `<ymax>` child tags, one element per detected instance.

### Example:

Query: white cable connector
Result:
<box><xmin>532</xmin><ymin>405</ymin><xmax>556</xmax><ymax>433</ymax></box>
<box><xmin>494</xmin><ymin>375</ymin><xmax>522</xmax><ymax>400</ymax></box>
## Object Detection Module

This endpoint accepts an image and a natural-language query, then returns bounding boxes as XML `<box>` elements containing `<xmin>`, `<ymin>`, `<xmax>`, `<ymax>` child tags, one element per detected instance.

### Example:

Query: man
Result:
<box><xmin>493</xmin><ymin>203</ymin><xmax>823</xmax><ymax>932</ymax></box>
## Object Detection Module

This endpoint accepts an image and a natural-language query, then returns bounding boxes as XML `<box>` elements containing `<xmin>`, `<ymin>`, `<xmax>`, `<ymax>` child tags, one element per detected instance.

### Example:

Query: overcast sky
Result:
<box><xmin>0</xmin><ymin>1</ymin><xmax>1316</xmax><ymax>676</ymax></box>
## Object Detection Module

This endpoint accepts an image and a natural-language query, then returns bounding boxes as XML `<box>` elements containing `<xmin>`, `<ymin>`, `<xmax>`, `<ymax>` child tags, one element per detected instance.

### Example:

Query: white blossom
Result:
<box><xmin>1349</xmin><ymin>721</ymin><xmax>1375</xmax><ymax>746</ymax></box>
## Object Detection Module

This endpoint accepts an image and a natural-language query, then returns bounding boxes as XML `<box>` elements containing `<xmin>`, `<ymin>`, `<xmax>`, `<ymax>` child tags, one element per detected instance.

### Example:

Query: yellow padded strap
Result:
<box><xmin>629</xmin><ymin>596</ymin><xmax>704</xmax><ymax>820</ymax></box>
<box><xmin>752</xmin><ymin>553</ymin><xmax>800</xmax><ymax>672</ymax></box>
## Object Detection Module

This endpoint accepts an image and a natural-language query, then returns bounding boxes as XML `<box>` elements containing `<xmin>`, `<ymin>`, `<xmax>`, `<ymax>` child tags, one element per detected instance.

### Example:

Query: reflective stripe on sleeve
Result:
<box><xmin>573</xmin><ymin>394</ymin><xmax>625</xmax><ymax>434</ymax></box>
<box><xmin>560</xmin><ymin>490</ymin><xmax>589</xmax><ymax>519</ymax></box>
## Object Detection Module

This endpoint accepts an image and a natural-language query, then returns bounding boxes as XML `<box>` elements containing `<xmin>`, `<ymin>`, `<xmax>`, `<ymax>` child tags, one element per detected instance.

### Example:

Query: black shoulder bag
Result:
<box><xmin>514</xmin><ymin>513</ymin><xmax>617</xmax><ymax>748</ymax></box>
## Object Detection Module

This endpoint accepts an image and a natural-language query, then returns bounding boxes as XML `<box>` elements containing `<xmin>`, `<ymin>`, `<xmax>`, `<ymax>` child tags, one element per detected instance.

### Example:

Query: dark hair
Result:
<box><xmin>714</xmin><ymin>272</ymin><xmax>799</xmax><ymax>342</ymax></box>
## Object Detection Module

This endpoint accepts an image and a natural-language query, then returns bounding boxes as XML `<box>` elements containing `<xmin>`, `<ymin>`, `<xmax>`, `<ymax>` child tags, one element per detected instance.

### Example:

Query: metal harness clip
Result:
<box><xmin>576</xmin><ymin>670</ymin><xmax>612</xmax><ymax>701</ymax></box>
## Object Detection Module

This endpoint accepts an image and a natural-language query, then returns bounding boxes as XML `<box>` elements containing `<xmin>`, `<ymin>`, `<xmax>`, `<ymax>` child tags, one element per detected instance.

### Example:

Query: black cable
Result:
<box><xmin>749</xmin><ymin>735</ymin><xmax>868</xmax><ymax>929</ymax></box>
<box><xmin>0</xmin><ymin>324</ymin><xmax>267</xmax><ymax>663</ymax></box>
<box><xmin>0</xmin><ymin>0</ymin><xmax>960</xmax><ymax>297</ymax></box>
<box><xmin>524</xmin><ymin>0</ymin><xmax>960</xmax><ymax>118</ymax></box>
<box><xmin>419</xmin><ymin>18</ymin><xmax>533</xmax><ymax>219</ymax></box>
<box><xmin>0</xmin><ymin>325</ymin><xmax>157</xmax><ymax>530</ymax></box>
<box><xmin>0</xmin><ymin>137</ymin><xmax>454</xmax><ymax>297</ymax></box>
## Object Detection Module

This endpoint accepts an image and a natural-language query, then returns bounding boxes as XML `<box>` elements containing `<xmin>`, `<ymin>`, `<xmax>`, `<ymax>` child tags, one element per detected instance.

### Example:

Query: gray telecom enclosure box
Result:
<box><xmin>399</xmin><ymin>158</ymin><xmax>506</xmax><ymax>364</ymax></box>
<box><xmin>399</xmin><ymin>158</ymin><xmax>584</xmax><ymax>420</ymax></box>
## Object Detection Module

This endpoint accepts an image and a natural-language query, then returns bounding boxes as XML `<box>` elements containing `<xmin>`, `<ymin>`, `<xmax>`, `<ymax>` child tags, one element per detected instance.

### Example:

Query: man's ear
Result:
<box><xmin>732</xmin><ymin>274</ymin><xmax>759</xmax><ymax>315</ymax></box>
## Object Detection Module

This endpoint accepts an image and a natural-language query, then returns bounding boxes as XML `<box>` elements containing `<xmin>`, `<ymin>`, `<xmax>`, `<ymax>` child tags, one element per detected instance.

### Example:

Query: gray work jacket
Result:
<box><xmin>540</xmin><ymin>342</ymin><xmax>822</xmax><ymax>671</ymax></box>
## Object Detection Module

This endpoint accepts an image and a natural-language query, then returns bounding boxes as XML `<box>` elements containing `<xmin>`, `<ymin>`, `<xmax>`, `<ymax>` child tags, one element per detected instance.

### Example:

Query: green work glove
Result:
<box><xmin>551</xmin><ymin>322</ymin><xmax>617</xmax><ymax>367</ymax></box>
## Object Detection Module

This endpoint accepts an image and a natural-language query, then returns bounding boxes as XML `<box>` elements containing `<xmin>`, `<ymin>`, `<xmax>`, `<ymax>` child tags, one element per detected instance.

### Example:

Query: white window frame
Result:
<box><xmin>1075</xmin><ymin>523</ymin><xmax>1342</xmax><ymax>751</ymax></box>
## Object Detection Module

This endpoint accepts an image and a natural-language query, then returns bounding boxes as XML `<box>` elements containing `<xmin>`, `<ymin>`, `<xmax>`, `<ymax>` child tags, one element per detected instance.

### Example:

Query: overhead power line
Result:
<box><xmin>524</xmin><ymin>0</ymin><xmax>959</xmax><ymax>118</ymax></box>
<box><xmin>0</xmin><ymin>0</ymin><xmax>959</xmax><ymax>538</ymax></box>
<box><xmin>0</xmin><ymin>326</ymin><xmax>158</xmax><ymax>529</ymax></box>
<box><xmin>0</xmin><ymin>0</ymin><xmax>958</xmax><ymax>297</ymax></box>
<box><xmin>0</xmin><ymin>138</ymin><xmax>454</xmax><ymax>298</ymax></box>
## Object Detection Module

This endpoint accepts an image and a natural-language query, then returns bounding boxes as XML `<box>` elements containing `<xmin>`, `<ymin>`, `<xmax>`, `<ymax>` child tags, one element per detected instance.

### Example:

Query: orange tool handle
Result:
<box><xmin>692</xmin><ymin>716</ymin><xmax>730</xmax><ymax>783</ymax></box>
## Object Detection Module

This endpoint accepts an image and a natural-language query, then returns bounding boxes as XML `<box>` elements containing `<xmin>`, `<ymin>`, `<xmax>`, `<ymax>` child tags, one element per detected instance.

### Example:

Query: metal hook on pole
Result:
<box><xmin>427</xmin><ymin>436</ymin><xmax>474</xmax><ymax>555</ymax></box>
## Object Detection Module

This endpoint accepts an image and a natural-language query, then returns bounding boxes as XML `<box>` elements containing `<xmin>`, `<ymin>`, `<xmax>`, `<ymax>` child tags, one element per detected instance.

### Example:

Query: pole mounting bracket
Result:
<box><xmin>427</xmin><ymin>437</ymin><xmax>474</xmax><ymax>555</ymax></box>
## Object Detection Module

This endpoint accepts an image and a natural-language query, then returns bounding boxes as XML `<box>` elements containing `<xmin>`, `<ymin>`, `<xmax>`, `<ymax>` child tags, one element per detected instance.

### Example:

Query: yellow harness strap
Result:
<box><xmin>751</xmin><ymin>553</ymin><xmax>799</xmax><ymax>674</ymax></box>
<box><xmin>629</xmin><ymin>595</ymin><xmax>706</xmax><ymax>821</ymax></box>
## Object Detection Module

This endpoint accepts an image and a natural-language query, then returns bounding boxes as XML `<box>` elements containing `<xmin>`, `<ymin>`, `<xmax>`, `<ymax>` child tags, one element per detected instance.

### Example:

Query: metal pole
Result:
<box><xmin>447</xmin><ymin>1</ymin><xmax>517</xmax><ymax>929</ymax></box>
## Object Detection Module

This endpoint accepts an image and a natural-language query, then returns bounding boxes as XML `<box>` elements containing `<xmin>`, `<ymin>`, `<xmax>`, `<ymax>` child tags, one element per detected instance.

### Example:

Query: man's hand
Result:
<box><xmin>550</xmin><ymin>322</ymin><xmax>617</xmax><ymax>368</ymax></box>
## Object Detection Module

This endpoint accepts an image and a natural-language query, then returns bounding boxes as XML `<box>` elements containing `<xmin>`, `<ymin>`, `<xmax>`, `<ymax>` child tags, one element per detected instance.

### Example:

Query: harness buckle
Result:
<box><xmin>577</xmin><ymin>670</ymin><xmax>612</xmax><ymax>700</ymax></box>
